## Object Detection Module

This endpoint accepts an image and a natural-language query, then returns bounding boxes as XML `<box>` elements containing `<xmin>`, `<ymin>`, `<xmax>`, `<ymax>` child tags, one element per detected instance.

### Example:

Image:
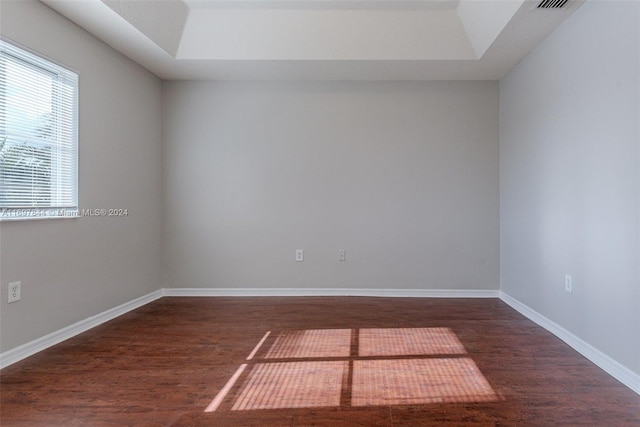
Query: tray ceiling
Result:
<box><xmin>40</xmin><ymin>0</ymin><xmax>584</xmax><ymax>80</ymax></box>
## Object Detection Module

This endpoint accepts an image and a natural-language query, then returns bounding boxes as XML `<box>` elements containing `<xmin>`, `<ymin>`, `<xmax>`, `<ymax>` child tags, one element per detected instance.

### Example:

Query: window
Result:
<box><xmin>0</xmin><ymin>39</ymin><xmax>78</xmax><ymax>220</ymax></box>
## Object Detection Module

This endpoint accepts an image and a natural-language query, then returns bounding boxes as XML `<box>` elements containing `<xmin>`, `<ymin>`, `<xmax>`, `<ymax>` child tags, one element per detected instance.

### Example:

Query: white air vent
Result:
<box><xmin>537</xmin><ymin>0</ymin><xmax>569</xmax><ymax>8</ymax></box>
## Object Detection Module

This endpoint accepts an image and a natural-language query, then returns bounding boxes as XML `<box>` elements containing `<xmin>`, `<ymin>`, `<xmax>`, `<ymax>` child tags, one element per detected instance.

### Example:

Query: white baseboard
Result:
<box><xmin>162</xmin><ymin>287</ymin><xmax>500</xmax><ymax>298</ymax></box>
<box><xmin>6</xmin><ymin>287</ymin><xmax>637</xmax><ymax>399</ymax></box>
<box><xmin>0</xmin><ymin>287</ymin><xmax>497</xmax><ymax>369</ymax></box>
<box><xmin>499</xmin><ymin>291</ymin><xmax>640</xmax><ymax>396</ymax></box>
<box><xmin>0</xmin><ymin>290</ymin><xmax>163</xmax><ymax>369</ymax></box>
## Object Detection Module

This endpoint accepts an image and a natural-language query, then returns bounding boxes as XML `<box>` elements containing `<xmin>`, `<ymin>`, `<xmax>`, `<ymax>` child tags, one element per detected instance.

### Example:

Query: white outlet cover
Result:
<box><xmin>8</xmin><ymin>281</ymin><xmax>21</xmax><ymax>303</ymax></box>
<box><xmin>564</xmin><ymin>275</ymin><xmax>573</xmax><ymax>293</ymax></box>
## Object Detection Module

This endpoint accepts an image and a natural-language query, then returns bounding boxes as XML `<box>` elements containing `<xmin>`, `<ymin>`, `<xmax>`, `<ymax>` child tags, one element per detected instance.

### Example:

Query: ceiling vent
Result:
<box><xmin>536</xmin><ymin>0</ymin><xmax>569</xmax><ymax>8</ymax></box>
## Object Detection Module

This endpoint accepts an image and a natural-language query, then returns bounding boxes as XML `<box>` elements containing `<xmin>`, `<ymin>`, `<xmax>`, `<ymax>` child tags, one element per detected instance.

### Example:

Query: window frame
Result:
<box><xmin>0</xmin><ymin>38</ymin><xmax>79</xmax><ymax>221</ymax></box>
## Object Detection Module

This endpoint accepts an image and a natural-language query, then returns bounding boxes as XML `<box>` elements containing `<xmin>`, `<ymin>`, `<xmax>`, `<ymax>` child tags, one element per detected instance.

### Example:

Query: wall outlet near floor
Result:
<box><xmin>564</xmin><ymin>275</ymin><xmax>573</xmax><ymax>293</ymax></box>
<box><xmin>338</xmin><ymin>249</ymin><xmax>346</xmax><ymax>262</ymax></box>
<box><xmin>295</xmin><ymin>249</ymin><xmax>304</xmax><ymax>262</ymax></box>
<box><xmin>8</xmin><ymin>281</ymin><xmax>21</xmax><ymax>303</ymax></box>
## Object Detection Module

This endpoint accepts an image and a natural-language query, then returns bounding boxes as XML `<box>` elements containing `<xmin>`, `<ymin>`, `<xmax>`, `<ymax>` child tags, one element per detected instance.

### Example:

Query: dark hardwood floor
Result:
<box><xmin>1</xmin><ymin>297</ymin><xmax>639</xmax><ymax>426</ymax></box>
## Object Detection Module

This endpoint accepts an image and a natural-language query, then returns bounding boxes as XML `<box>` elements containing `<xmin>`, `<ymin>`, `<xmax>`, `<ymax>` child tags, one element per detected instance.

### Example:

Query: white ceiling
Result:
<box><xmin>40</xmin><ymin>0</ymin><xmax>584</xmax><ymax>80</ymax></box>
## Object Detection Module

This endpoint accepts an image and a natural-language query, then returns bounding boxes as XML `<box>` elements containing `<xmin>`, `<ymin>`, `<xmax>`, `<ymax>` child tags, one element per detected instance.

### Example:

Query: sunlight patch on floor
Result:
<box><xmin>207</xmin><ymin>327</ymin><xmax>502</xmax><ymax>412</ymax></box>
<box><xmin>352</xmin><ymin>358</ymin><xmax>499</xmax><ymax>406</ymax></box>
<box><xmin>265</xmin><ymin>329</ymin><xmax>351</xmax><ymax>359</ymax></box>
<box><xmin>232</xmin><ymin>361</ymin><xmax>348</xmax><ymax>410</ymax></box>
<box><xmin>359</xmin><ymin>327</ymin><xmax>466</xmax><ymax>357</ymax></box>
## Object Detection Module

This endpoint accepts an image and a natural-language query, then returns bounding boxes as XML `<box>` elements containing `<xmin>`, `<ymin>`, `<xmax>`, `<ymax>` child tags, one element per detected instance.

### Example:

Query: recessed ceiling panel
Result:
<box><xmin>184</xmin><ymin>0</ymin><xmax>461</xmax><ymax>10</ymax></box>
<box><xmin>102</xmin><ymin>0</ymin><xmax>188</xmax><ymax>56</ymax></box>
<box><xmin>40</xmin><ymin>0</ymin><xmax>585</xmax><ymax>80</ymax></box>
<box><xmin>177</xmin><ymin>8</ymin><xmax>475</xmax><ymax>60</ymax></box>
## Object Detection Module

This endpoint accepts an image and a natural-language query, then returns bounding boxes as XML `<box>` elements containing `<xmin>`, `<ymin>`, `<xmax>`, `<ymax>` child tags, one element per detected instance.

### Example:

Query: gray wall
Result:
<box><xmin>162</xmin><ymin>81</ymin><xmax>499</xmax><ymax>291</ymax></box>
<box><xmin>6</xmin><ymin>0</ymin><xmax>636</xmax><ymax>387</ymax></box>
<box><xmin>0</xmin><ymin>1</ymin><xmax>163</xmax><ymax>352</ymax></box>
<box><xmin>500</xmin><ymin>1</ymin><xmax>640</xmax><ymax>374</ymax></box>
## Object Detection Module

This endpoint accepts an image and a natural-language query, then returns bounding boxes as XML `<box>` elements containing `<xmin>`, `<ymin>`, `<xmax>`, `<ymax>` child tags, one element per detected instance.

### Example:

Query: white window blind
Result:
<box><xmin>0</xmin><ymin>39</ymin><xmax>78</xmax><ymax>220</ymax></box>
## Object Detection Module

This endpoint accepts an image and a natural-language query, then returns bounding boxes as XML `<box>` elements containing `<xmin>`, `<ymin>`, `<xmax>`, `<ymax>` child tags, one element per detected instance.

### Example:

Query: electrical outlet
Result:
<box><xmin>296</xmin><ymin>249</ymin><xmax>304</xmax><ymax>262</ymax></box>
<box><xmin>8</xmin><ymin>281</ymin><xmax>21</xmax><ymax>303</ymax></box>
<box><xmin>564</xmin><ymin>275</ymin><xmax>573</xmax><ymax>293</ymax></box>
<box><xmin>338</xmin><ymin>250</ymin><xmax>346</xmax><ymax>262</ymax></box>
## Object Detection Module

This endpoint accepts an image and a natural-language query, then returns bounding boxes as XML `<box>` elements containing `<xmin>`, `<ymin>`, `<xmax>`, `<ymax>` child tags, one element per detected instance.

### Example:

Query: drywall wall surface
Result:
<box><xmin>0</xmin><ymin>1</ymin><xmax>163</xmax><ymax>352</ymax></box>
<box><xmin>500</xmin><ymin>1</ymin><xmax>639</xmax><ymax>373</ymax></box>
<box><xmin>162</xmin><ymin>80</ymin><xmax>499</xmax><ymax>292</ymax></box>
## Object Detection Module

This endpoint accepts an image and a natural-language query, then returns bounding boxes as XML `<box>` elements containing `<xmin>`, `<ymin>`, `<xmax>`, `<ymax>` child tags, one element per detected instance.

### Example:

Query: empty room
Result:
<box><xmin>0</xmin><ymin>0</ymin><xmax>639</xmax><ymax>425</ymax></box>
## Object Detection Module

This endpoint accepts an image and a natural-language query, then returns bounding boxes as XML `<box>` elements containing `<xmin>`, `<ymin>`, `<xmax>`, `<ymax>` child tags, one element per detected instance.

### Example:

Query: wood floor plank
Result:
<box><xmin>1</xmin><ymin>297</ymin><xmax>638</xmax><ymax>426</ymax></box>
